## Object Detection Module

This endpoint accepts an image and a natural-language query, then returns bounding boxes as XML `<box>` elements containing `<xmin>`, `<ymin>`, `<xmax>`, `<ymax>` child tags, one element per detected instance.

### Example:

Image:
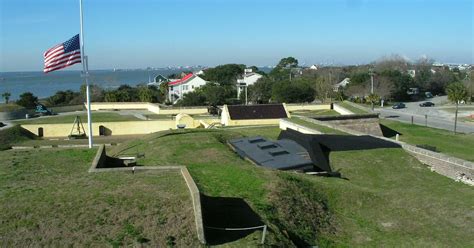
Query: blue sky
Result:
<box><xmin>0</xmin><ymin>0</ymin><xmax>472</xmax><ymax>71</ymax></box>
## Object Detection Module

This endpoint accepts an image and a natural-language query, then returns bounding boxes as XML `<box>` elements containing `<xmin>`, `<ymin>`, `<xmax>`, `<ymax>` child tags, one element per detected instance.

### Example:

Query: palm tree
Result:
<box><xmin>2</xmin><ymin>92</ymin><xmax>11</xmax><ymax>104</ymax></box>
<box><xmin>446</xmin><ymin>82</ymin><xmax>468</xmax><ymax>134</ymax></box>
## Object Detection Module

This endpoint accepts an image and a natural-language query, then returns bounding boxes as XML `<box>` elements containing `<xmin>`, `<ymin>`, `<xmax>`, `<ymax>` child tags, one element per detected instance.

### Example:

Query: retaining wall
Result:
<box><xmin>279</xmin><ymin>118</ymin><xmax>322</xmax><ymax>134</ymax></box>
<box><xmin>286</xmin><ymin>103</ymin><xmax>331</xmax><ymax>112</ymax></box>
<box><xmin>332</xmin><ymin>103</ymin><xmax>354</xmax><ymax>115</ymax></box>
<box><xmin>88</xmin><ymin>146</ymin><xmax>207</xmax><ymax>243</ymax></box>
<box><xmin>292</xmin><ymin>116</ymin><xmax>473</xmax><ymax>185</ymax></box>
<box><xmin>313</xmin><ymin>114</ymin><xmax>384</xmax><ymax>136</ymax></box>
<box><xmin>86</xmin><ymin>102</ymin><xmax>208</xmax><ymax>115</ymax></box>
<box><xmin>21</xmin><ymin>120</ymin><xmax>177</xmax><ymax>137</ymax></box>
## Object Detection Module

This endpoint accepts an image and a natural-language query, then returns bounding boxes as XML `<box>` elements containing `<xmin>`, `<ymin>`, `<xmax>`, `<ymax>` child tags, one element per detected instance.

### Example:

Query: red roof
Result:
<box><xmin>168</xmin><ymin>73</ymin><xmax>194</xmax><ymax>86</ymax></box>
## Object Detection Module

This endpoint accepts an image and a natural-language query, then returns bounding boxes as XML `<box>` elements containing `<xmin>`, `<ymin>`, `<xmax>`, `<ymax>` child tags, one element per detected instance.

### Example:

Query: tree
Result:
<box><xmin>80</xmin><ymin>84</ymin><xmax>104</xmax><ymax>102</ymax></box>
<box><xmin>270</xmin><ymin>57</ymin><xmax>299</xmax><ymax>81</ymax></box>
<box><xmin>176</xmin><ymin>91</ymin><xmax>206</xmax><ymax>106</ymax></box>
<box><xmin>276</xmin><ymin>57</ymin><xmax>298</xmax><ymax>68</ymax></box>
<box><xmin>16</xmin><ymin>92</ymin><xmax>38</xmax><ymax>108</ymax></box>
<box><xmin>374</xmin><ymin>54</ymin><xmax>409</xmax><ymax>72</ymax></box>
<box><xmin>272</xmin><ymin>79</ymin><xmax>315</xmax><ymax>103</ymax></box>
<box><xmin>138</xmin><ymin>86</ymin><xmax>153</xmax><ymax>102</ymax></box>
<box><xmin>198</xmin><ymin>82</ymin><xmax>228</xmax><ymax>106</ymax></box>
<box><xmin>246</xmin><ymin>77</ymin><xmax>274</xmax><ymax>104</ymax></box>
<box><xmin>2</xmin><ymin>92</ymin><xmax>11</xmax><ymax>104</ymax></box>
<box><xmin>104</xmin><ymin>91</ymin><xmax>118</xmax><ymax>102</ymax></box>
<box><xmin>201</xmin><ymin>64</ymin><xmax>245</xmax><ymax>86</ymax></box>
<box><xmin>446</xmin><ymin>82</ymin><xmax>468</xmax><ymax>133</ymax></box>
<box><xmin>365</xmin><ymin>93</ymin><xmax>380</xmax><ymax>110</ymax></box>
<box><xmin>47</xmin><ymin>90</ymin><xmax>79</xmax><ymax>106</ymax></box>
<box><xmin>313</xmin><ymin>77</ymin><xmax>333</xmax><ymax>103</ymax></box>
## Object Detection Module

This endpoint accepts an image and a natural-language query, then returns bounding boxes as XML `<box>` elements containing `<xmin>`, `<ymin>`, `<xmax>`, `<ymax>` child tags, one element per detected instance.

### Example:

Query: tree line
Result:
<box><xmin>3</xmin><ymin>55</ymin><xmax>472</xmax><ymax>109</ymax></box>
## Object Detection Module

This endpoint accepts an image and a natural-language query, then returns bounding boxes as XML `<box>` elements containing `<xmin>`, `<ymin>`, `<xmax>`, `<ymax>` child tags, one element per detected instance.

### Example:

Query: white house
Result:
<box><xmin>407</xmin><ymin>69</ymin><xmax>416</xmax><ymax>78</ymax></box>
<box><xmin>168</xmin><ymin>73</ymin><xmax>207</xmax><ymax>104</ymax></box>
<box><xmin>236</xmin><ymin>72</ymin><xmax>263</xmax><ymax>98</ymax></box>
<box><xmin>333</xmin><ymin>78</ymin><xmax>350</xmax><ymax>92</ymax></box>
<box><xmin>309</xmin><ymin>64</ymin><xmax>318</xmax><ymax>70</ymax></box>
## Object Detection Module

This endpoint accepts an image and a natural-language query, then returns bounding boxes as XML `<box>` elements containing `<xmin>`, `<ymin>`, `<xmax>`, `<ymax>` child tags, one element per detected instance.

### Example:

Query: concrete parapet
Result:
<box><xmin>332</xmin><ymin>103</ymin><xmax>354</xmax><ymax>115</ymax></box>
<box><xmin>286</xmin><ymin>103</ymin><xmax>331</xmax><ymax>112</ymax></box>
<box><xmin>293</xmin><ymin>116</ymin><xmax>473</xmax><ymax>185</ymax></box>
<box><xmin>180</xmin><ymin>167</ymin><xmax>206</xmax><ymax>244</ymax></box>
<box><xmin>88</xmin><ymin>145</ymin><xmax>207</xmax><ymax>243</ymax></box>
<box><xmin>279</xmin><ymin>118</ymin><xmax>322</xmax><ymax>134</ymax></box>
<box><xmin>89</xmin><ymin>144</ymin><xmax>106</xmax><ymax>171</ymax></box>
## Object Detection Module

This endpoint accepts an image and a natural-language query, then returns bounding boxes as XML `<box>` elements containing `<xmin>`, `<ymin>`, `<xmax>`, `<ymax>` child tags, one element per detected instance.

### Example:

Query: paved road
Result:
<box><xmin>377</xmin><ymin>96</ymin><xmax>474</xmax><ymax>134</ymax></box>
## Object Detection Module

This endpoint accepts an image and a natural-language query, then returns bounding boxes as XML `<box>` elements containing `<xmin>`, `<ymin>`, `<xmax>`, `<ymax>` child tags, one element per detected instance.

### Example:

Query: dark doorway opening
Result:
<box><xmin>202</xmin><ymin>195</ymin><xmax>264</xmax><ymax>245</ymax></box>
<box><xmin>38</xmin><ymin>127</ymin><xmax>43</xmax><ymax>137</ymax></box>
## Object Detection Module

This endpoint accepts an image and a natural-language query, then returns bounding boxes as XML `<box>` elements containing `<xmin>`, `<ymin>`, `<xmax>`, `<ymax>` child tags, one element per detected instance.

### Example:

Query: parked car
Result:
<box><xmin>392</xmin><ymin>102</ymin><xmax>406</xmax><ymax>109</ymax></box>
<box><xmin>419</xmin><ymin>101</ymin><xmax>435</xmax><ymax>107</ymax></box>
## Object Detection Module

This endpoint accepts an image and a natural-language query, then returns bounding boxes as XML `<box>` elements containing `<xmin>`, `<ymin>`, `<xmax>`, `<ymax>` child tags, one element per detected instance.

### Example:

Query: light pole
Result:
<box><xmin>369</xmin><ymin>69</ymin><xmax>375</xmax><ymax>110</ymax></box>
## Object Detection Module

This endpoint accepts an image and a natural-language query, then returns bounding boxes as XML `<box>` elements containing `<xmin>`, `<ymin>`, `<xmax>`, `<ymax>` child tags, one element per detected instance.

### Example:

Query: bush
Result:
<box><xmin>272</xmin><ymin>79</ymin><xmax>315</xmax><ymax>103</ymax></box>
<box><xmin>16</xmin><ymin>92</ymin><xmax>38</xmax><ymax>108</ymax></box>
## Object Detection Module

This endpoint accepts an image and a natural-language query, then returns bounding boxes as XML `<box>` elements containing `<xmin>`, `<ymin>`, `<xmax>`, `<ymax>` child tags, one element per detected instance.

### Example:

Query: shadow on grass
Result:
<box><xmin>202</xmin><ymin>195</ymin><xmax>264</xmax><ymax>245</ymax></box>
<box><xmin>380</xmin><ymin>124</ymin><xmax>401</xmax><ymax>138</ymax></box>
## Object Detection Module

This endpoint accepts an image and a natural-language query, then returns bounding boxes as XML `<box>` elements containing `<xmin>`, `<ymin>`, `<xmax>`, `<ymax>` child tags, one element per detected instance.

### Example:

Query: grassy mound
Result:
<box><xmin>0</xmin><ymin>149</ymin><xmax>198</xmax><ymax>247</ymax></box>
<box><xmin>108</xmin><ymin>127</ymin><xmax>474</xmax><ymax>247</ymax></box>
<box><xmin>0</xmin><ymin>125</ymin><xmax>37</xmax><ymax>150</ymax></box>
<box><xmin>381</xmin><ymin>119</ymin><xmax>474</xmax><ymax>161</ymax></box>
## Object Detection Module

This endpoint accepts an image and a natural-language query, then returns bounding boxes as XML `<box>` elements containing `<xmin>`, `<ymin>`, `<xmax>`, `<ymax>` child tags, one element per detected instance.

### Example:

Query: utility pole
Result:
<box><xmin>369</xmin><ymin>69</ymin><xmax>375</xmax><ymax>111</ymax></box>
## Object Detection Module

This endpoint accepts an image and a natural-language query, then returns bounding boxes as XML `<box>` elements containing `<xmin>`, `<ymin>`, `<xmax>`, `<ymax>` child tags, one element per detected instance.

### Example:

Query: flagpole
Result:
<box><xmin>79</xmin><ymin>0</ymin><xmax>93</xmax><ymax>148</ymax></box>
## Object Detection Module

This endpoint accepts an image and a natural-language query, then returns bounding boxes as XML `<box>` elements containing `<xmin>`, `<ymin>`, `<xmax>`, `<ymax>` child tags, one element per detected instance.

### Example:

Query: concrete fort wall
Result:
<box><xmin>159</xmin><ymin>107</ymin><xmax>208</xmax><ymax>115</ymax></box>
<box><xmin>21</xmin><ymin>120</ymin><xmax>177</xmax><ymax>137</ymax></box>
<box><xmin>286</xmin><ymin>103</ymin><xmax>331</xmax><ymax>112</ymax></box>
<box><xmin>279</xmin><ymin>119</ymin><xmax>322</xmax><ymax>134</ymax></box>
<box><xmin>294</xmin><ymin>116</ymin><xmax>473</xmax><ymax>185</ymax></box>
<box><xmin>88</xmin><ymin>102</ymin><xmax>154</xmax><ymax>111</ymax></box>
<box><xmin>313</xmin><ymin>114</ymin><xmax>384</xmax><ymax>136</ymax></box>
<box><xmin>332</xmin><ymin>103</ymin><xmax>354</xmax><ymax>115</ymax></box>
<box><xmin>87</xmin><ymin>102</ymin><xmax>208</xmax><ymax>115</ymax></box>
<box><xmin>226</xmin><ymin>118</ymin><xmax>281</xmax><ymax>126</ymax></box>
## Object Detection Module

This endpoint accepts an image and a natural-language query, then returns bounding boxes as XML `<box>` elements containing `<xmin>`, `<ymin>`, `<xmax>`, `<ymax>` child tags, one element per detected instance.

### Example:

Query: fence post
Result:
<box><xmin>425</xmin><ymin>115</ymin><xmax>427</xmax><ymax>127</ymax></box>
<box><xmin>411</xmin><ymin>116</ymin><xmax>414</xmax><ymax>125</ymax></box>
<box><xmin>261</xmin><ymin>225</ymin><xmax>267</xmax><ymax>244</ymax></box>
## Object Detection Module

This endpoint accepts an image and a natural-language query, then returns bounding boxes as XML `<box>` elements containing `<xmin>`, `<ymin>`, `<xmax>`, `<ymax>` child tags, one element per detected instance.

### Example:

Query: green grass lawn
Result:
<box><xmin>0</xmin><ymin>148</ymin><xmax>199</xmax><ymax>247</ymax></box>
<box><xmin>288</xmin><ymin>117</ymin><xmax>347</xmax><ymax>134</ymax></box>
<box><xmin>0</xmin><ymin>125</ymin><xmax>38</xmax><ymax>150</ymax></box>
<box><xmin>381</xmin><ymin>119</ymin><xmax>474</xmax><ymax>161</ymax></box>
<box><xmin>290</xmin><ymin>109</ymin><xmax>340</xmax><ymax>117</ymax></box>
<box><xmin>13</xmin><ymin>112</ymin><xmax>143</xmax><ymax>124</ymax></box>
<box><xmin>108</xmin><ymin>127</ymin><xmax>474</xmax><ymax>247</ymax></box>
<box><xmin>337</xmin><ymin>101</ymin><xmax>371</xmax><ymax>114</ymax></box>
<box><xmin>0</xmin><ymin>103</ymin><xmax>24</xmax><ymax>112</ymax></box>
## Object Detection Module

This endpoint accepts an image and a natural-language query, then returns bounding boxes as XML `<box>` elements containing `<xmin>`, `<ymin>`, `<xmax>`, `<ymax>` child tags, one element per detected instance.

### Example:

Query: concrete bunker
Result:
<box><xmin>175</xmin><ymin>113</ymin><xmax>195</xmax><ymax>129</ymax></box>
<box><xmin>98</xmin><ymin>125</ymin><xmax>112</xmax><ymax>136</ymax></box>
<box><xmin>90</xmin><ymin>145</ymin><xmax>137</xmax><ymax>170</ymax></box>
<box><xmin>229</xmin><ymin>129</ymin><xmax>400</xmax><ymax>175</ymax></box>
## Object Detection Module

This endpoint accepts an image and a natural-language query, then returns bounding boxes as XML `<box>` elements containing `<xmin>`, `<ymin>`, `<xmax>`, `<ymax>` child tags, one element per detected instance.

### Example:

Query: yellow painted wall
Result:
<box><xmin>225</xmin><ymin>119</ymin><xmax>281</xmax><ymax>126</ymax></box>
<box><xmin>159</xmin><ymin>108</ymin><xmax>208</xmax><ymax>115</ymax></box>
<box><xmin>87</xmin><ymin>102</ymin><xmax>208</xmax><ymax>115</ymax></box>
<box><xmin>21</xmin><ymin>120</ymin><xmax>177</xmax><ymax>137</ymax></box>
<box><xmin>286</xmin><ymin>104</ymin><xmax>331</xmax><ymax>111</ymax></box>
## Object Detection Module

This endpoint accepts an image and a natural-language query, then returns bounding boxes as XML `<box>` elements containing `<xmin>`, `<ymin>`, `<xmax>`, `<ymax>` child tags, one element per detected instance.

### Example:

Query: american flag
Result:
<box><xmin>43</xmin><ymin>34</ymin><xmax>82</xmax><ymax>73</ymax></box>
